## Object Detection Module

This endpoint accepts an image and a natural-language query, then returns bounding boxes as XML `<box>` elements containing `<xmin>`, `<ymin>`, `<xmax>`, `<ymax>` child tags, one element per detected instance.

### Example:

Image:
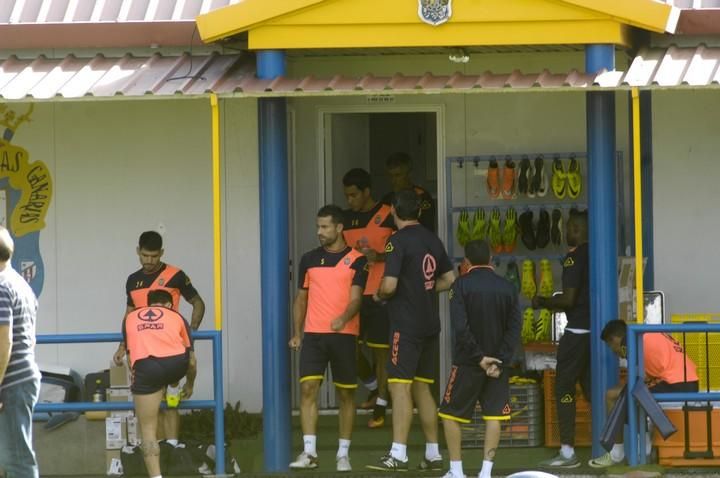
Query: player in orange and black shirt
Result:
<box><xmin>123</xmin><ymin>289</ymin><xmax>197</xmax><ymax>478</ymax></box>
<box><xmin>381</xmin><ymin>152</ymin><xmax>436</xmax><ymax>232</ymax></box>
<box><xmin>342</xmin><ymin>168</ymin><xmax>395</xmax><ymax>428</ymax></box>
<box><xmin>368</xmin><ymin>191</ymin><xmax>455</xmax><ymax>473</ymax></box>
<box><xmin>532</xmin><ymin>209</ymin><xmax>590</xmax><ymax>468</ymax></box>
<box><xmin>288</xmin><ymin>205</ymin><xmax>368</xmax><ymax>472</ymax></box>
<box><xmin>114</xmin><ymin>231</ymin><xmax>205</xmax><ymax>365</ymax></box>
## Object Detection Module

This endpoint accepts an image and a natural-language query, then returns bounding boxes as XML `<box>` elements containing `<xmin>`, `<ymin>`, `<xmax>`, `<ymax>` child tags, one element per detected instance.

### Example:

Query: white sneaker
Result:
<box><xmin>336</xmin><ymin>455</ymin><xmax>352</xmax><ymax>472</ymax></box>
<box><xmin>441</xmin><ymin>471</ymin><xmax>466</xmax><ymax>478</ymax></box>
<box><xmin>289</xmin><ymin>452</ymin><xmax>319</xmax><ymax>470</ymax></box>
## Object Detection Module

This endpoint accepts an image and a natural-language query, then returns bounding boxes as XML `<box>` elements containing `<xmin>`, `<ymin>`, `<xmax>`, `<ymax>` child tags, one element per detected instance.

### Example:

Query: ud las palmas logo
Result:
<box><xmin>0</xmin><ymin>104</ymin><xmax>52</xmax><ymax>297</ymax></box>
<box><xmin>418</xmin><ymin>0</ymin><xmax>452</xmax><ymax>26</ymax></box>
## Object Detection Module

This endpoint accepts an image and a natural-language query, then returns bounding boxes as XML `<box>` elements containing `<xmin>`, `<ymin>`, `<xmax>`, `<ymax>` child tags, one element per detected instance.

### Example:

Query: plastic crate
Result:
<box><xmin>671</xmin><ymin>314</ymin><xmax>720</xmax><ymax>391</ymax></box>
<box><xmin>461</xmin><ymin>383</ymin><xmax>543</xmax><ymax>448</ymax></box>
<box><xmin>653</xmin><ymin>407</ymin><xmax>720</xmax><ymax>466</ymax></box>
<box><xmin>543</xmin><ymin>370</ymin><xmax>591</xmax><ymax>447</ymax></box>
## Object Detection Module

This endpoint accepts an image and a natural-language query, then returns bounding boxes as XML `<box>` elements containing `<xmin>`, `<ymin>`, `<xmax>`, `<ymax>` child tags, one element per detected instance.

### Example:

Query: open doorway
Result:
<box><xmin>298</xmin><ymin>108</ymin><xmax>445</xmax><ymax>410</ymax></box>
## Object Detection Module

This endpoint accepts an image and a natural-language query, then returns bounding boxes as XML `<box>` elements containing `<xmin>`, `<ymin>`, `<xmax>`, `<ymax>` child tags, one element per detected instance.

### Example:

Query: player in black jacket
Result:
<box><xmin>438</xmin><ymin>240</ymin><xmax>521</xmax><ymax>478</ymax></box>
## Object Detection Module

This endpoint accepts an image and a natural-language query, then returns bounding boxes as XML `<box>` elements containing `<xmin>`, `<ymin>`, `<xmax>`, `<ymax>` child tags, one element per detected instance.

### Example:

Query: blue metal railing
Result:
<box><xmin>35</xmin><ymin>330</ymin><xmax>226</xmax><ymax>475</ymax></box>
<box><xmin>626</xmin><ymin>323</ymin><xmax>720</xmax><ymax>466</ymax></box>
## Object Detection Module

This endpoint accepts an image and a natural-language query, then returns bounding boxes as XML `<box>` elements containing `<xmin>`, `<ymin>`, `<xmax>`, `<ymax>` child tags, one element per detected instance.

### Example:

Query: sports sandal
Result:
<box><xmin>538</xmin><ymin>258</ymin><xmax>554</xmax><ymax>297</ymax></box>
<box><xmin>535</xmin><ymin>209</ymin><xmax>550</xmax><ymax>249</ymax></box>
<box><xmin>487</xmin><ymin>159</ymin><xmax>500</xmax><ymax>199</ymax></box>
<box><xmin>488</xmin><ymin>208</ymin><xmax>503</xmax><ymax>254</ymax></box>
<box><xmin>567</xmin><ymin>155</ymin><xmax>582</xmax><ymax>199</ymax></box>
<box><xmin>502</xmin><ymin>207</ymin><xmax>518</xmax><ymax>253</ymax></box>
<box><xmin>519</xmin><ymin>210</ymin><xmax>536</xmax><ymax>251</ymax></box>
<box><xmin>456</xmin><ymin>209</ymin><xmax>471</xmax><ymax>246</ymax></box>
<box><xmin>521</xmin><ymin>259</ymin><xmax>536</xmax><ymax>299</ymax></box>
<box><xmin>551</xmin><ymin>157</ymin><xmax>567</xmax><ymax>199</ymax></box>
<box><xmin>518</xmin><ymin>155</ymin><xmax>531</xmax><ymax>196</ymax></box>
<box><xmin>505</xmin><ymin>260</ymin><xmax>520</xmax><ymax>292</ymax></box>
<box><xmin>551</xmin><ymin>208</ymin><xmax>563</xmax><ymax>246</ymax></box>
<box><xmin>470</xmin><ymin>208</ymin><xmax>487</xmax><ymax>241</ymax></box>
<box><xmin>501</xmin><ymin>156</ymin><xmax>516</xmax><ymax>200</ymax></box>
<box><xmin>522</xmin><ymin>307</ymin><xmax>536</xmax><ymax>344</ymax></box>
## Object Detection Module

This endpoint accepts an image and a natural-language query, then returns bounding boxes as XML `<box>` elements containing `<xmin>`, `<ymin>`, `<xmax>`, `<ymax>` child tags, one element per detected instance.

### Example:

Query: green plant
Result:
<box><xmin>180</xmin><ymin>401</ymin><xmax>262</xmax><ymax>442</ymax></box>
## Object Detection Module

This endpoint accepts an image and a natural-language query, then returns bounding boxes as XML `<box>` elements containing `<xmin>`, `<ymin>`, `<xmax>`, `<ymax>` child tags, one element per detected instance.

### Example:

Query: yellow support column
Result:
<box><xmin>632</xmin><ymin>88</ymin><xmax>644</xmax><ymax>323</ymax></box>
<box><xmin>210</xmin><ymin>93</ymin><xmax>223</xmax><ymax>331</ymax></box>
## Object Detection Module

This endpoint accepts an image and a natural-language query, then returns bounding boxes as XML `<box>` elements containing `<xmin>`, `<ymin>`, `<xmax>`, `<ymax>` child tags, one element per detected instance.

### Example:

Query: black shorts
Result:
<box><xmin>650</xmin><ymin>380</ymin><xmax>699</xmax><ymax>394</ymax></box>
<box><xmin>438</xmin><ymin>364</ymin><xmax>511</xmax><ymax>423</ymax></box>
<box><xmin>359</xmin><ymin>296</ymin><xmax>390</xmax><ymax>348</ymax></box>
<box><xmin>387</xmin><ymin>331</ymin><xmax>438</xmax><ymax>384</ymax></box>
<box><xmin>132</xmin><ymin>353</ymin><xmax>189</xmax><ymax>395</ymax></box>
<box><xmin>299</xmin><ymin>333</ymin><xmax>358</xmax><ymax>389</ymax></box>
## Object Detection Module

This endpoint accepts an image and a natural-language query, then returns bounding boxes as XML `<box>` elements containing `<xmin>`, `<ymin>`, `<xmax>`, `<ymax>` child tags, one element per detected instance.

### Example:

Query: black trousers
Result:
<box><xmin>555</xmin><ymin>331</ymin><xmax>591</xmax><ymax>446</ymax></box>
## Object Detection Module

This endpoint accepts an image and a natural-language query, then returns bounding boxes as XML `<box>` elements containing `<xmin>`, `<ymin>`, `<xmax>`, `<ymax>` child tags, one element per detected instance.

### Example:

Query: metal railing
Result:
<box><xmin>35</xmin><ymin>330</ymin><xmax>226</xmax><ymax>475</ymax></box>
<box><xmin>626</xmin><ymin>323</ymin><xmax>720</xmax><ymax>466</ymax></box>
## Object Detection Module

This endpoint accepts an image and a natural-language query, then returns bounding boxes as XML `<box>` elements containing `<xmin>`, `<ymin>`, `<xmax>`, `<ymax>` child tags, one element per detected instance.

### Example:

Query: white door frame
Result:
<box><xmin>316</xmin><ymin>103</ymin><xmax>452</xmax><ymax>393</ymax></box>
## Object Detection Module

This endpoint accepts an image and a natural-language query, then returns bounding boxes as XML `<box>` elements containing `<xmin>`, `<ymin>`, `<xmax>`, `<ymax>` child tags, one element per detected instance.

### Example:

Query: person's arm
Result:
<box><xmin>331</xmin><ymin>285</ymin><xmax>363</xmax><ymax>331</ymax></box>
<box><xmin>496</xmin><ymin>293</ymin><xmax>522</xmax><ymax>364</ymax></box>
<box><xmin>435</xmin><ymin>270</ymin><xmax>456</xmax><ymax>292</ymax></box>
<box><xmin>532</xmin><ymin>288</ymin><xmax>578</xmax><ymax>311</ymax></box>
<box><xmin>0</xmin><ymin>324</ymin><xmax>11</xmax><ymax>384</ymax></box>
<box><xmin>449</xmin><ymin>282</ymin><xmax>484</xmax><ymax>365</ymax></box>
<box><xmin>113</xmin><ymin>305</ymin><xmax>134</xmax><ymax>365</ymax></box>
<box><xmin>182</xmin><ymin>351</ymin><xmax>197</xmax><ymax>399</ymax></box>
<box><xmin>377</xmin><ymin>276</ymin><xmax>398</xmax><ymax>300</ymax></box>
<box><xmin>289</xmin><ymin>289</ymin><xmax>308</xmax><ymax>350</ymax></box>
<box><xmin>188</xmin><ymin>295</ymin><xmax>205</xmax><ymax>330</ymax></box>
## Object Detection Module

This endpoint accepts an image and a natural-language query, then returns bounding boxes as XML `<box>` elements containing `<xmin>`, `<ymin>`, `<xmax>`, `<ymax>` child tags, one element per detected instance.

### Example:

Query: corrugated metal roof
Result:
<box><xmin>0</xmin><ymin>0</ymin><xmax>238</xmax><ymax>24</ymax></box>
<box><xmin>0</xmin><ymin>46</ymin><xmax>716</xmax><ymax>101</ymax></box>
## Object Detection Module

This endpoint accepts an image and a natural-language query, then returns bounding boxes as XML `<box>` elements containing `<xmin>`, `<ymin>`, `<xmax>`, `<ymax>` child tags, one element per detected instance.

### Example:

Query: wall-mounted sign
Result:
<box><xmin>366</xmin><ymin>95</ymin><xmax>396</xmax><ymax>104</ymax></box>
<box><xmin>0</xmin><ymin>104</ymin><xmax>52</xmax><ymax>296</ymax></box>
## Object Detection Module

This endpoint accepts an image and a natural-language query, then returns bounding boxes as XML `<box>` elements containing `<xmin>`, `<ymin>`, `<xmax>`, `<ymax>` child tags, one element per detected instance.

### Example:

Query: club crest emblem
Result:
<box><xmin>418</xmin><ymin>0</ymin><xmax>452</xmax><ymax>26</ymax></box>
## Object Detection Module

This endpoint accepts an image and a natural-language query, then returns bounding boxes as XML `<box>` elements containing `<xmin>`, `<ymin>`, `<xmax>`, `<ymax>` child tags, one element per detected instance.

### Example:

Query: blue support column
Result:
<box><xmin>257</xmin><ymin>50</ymin><xmax>291</xmax><ymax>472</ymax></box>
<box><xmin>640</xmin><ymin>91</ymin><xmax>654</xmax><ymax>289</ymax></box>
<box><xmin>586</xmin><ymin>44</ymin><xmax>619</xmax><ymax>458</ymax></box>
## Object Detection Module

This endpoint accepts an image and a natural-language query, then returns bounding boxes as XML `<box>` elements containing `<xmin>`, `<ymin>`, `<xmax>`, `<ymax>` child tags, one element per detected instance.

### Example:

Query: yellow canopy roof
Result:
<box><xmin>197</xmin><ymin>0</ymin><xmax>678</xmax><ymax>49</ymax></box>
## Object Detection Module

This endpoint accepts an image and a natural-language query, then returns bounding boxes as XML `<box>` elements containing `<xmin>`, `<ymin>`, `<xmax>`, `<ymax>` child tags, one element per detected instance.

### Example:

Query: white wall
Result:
<box><xmin>10</xmin><ymin>98</ymin><xmax>263</xmax><ymax>410</ymax></box>
<box><xmin>653</xmin><ymin>90</ymin><xmax>720</xmax><ymax>317</ymax></box>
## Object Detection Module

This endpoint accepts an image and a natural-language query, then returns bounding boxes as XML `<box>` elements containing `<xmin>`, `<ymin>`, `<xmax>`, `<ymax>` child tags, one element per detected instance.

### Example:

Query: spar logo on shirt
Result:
<box><xmin>423</xmin><ymin>254</ymin><xmax>437</xmax><ymax>290</ymax></box>
<box><xmin>136</xmin><ymin>308</ymin><xmax>166</xmax><ymax>331</ymax></box>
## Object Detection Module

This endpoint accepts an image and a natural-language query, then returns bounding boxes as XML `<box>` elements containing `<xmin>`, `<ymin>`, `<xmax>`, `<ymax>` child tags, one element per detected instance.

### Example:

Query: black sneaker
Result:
<box><xmin>536</xmin><ymin>209</ymin><xmax>550</xmax><ymax>249</ymax></box>
<box><xmin>518</xmin><ymin>156</ymin><xmax>531</xmax><ymax>195</ymax></box>
<box><xmin>367</xmin><ymin>454</ymin><xmax>409</xmax><ymax>472</ymax></box>
<box><xmin>551</xmin><ymin>208</ymin><xmax>562</xmax><ymax>246</ymax></box>
<box><xmin>418</xmin><ymin>456</ymin><xmax>443</xmax><ymax>472</ymax></box>
<box><xmin>519</xmin><ymin>210</ymin><xmax>536</xmax><ymax>250</ymax></box>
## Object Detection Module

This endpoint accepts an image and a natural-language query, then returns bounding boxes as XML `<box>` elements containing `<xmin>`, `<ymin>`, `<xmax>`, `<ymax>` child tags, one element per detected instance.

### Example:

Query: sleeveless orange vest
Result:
<box><xmin>124</xmin><ymin>306</ymin><xmax>191</xmax><ymax>366</ymax></box>
<box><xmin>304</xmin><ymin>248</ymin><xmax>364</xmax><ymax>335</ymax></box>
<box><xmin>342</xmin><ymin>204</ymin><xmax>393</xmax><ymax>295</ymax></box>
<box><xmin>130</xmin><ymin>265</ymin><xmax>182</xmax><ymax>311</ymax></box>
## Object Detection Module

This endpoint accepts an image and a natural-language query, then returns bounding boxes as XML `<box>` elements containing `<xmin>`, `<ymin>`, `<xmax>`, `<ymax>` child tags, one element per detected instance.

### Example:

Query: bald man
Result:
<box><xmin>0</xmin><ymin>226</ymin><xmax>41</xmax><ymax>477</ymax></box>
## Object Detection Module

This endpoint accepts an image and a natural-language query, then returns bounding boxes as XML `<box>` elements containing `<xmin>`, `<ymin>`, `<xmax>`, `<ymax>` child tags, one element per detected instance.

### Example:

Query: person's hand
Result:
<box><xmin>181</xmin><ymin>383</ymin><xmax>194</xmax><ymax>400</ymax></box>
<box><xmin>361</xmin><ymin>248</ymin><xmax>379</xmax><ymax>263</ymax></box>
<box><xmin>479</xmin><ymin>356</ymin><xmax>502</xmax><ymax>371</ymax></box>
<box><xmin>331</xmin><ymin>317</ymin><xmax>346</xmax><ymax>332</ymax></box>
<box><xmin>486</xmin><ymin>363</ymin><xmax>501</xmax><ymax>378</ymax></box>
<box><xmin>288</xmin><ymin>335</ymin><xmax>302</xmax><ymax>351</ymax></box>
<box><xmin>113</xmin><ymin>346</ymin><xmax>125</xmax><ymax>366</ymax></box>
<box><xmin>531</xmin><ymin>296</ymin><xmax>543</xmax><ymax>309</ymax></box>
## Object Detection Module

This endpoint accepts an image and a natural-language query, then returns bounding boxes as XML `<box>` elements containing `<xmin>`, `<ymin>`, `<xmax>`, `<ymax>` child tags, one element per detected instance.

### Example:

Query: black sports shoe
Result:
<box><xmin>518</xmin><ymin>156</ymin><xmax>531</xmax><ymax>195</ymax></box>
<box><xmin>551</xmin><ymin>209</ymin><xmax>562</xmax><ymax>246</ymax></box>
<box><xmin>418</xmin><ymin>456</ymin><xmax>443</xmax><ymax>472</ymax></box>
<box><xmin>536</xmin><ymin>209</ymin><xmax>550</xmax><ymax>249</ymax></box>
<box><xmin>519</xmin><ymin>210</ymin><xmax>536</xmax><ymax>250</ymax></box>
<box><xmin>367</xmin><ymin>454</ymin><xmax>409</xmax><ymax>472</ymax></box>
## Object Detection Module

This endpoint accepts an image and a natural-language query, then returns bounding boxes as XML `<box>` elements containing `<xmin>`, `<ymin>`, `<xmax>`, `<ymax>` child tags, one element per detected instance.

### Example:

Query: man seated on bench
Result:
<box><xmin>588</xmin><ymin>319</ymin><xmax>699</xmax><ymax>468</ymax></box>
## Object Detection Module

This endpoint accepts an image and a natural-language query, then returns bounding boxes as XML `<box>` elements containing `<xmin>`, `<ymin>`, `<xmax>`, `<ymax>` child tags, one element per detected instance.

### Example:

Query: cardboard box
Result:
<box><xmin>109</xmin><ymin>362</ymin><xmax>130</xmax><ymax>388</ymax></box>
<box><xmin>127</xmin><ymin>416</ymin><xmax>141</xmax><ymax>446</ymax></box>
<box><xmin>105</xmin><ymin>417</ymin><xmax>127</xmax><ymax>449</ymax></box>
<box><xmin>105</xmin><ymin>449</ymin><xmax>122</xmax><ymax>475</ymax></box>
<box><xmin>107</xmin><ymin>387</ymin><xmax>134</xmax><ymax>419</ymax></box>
